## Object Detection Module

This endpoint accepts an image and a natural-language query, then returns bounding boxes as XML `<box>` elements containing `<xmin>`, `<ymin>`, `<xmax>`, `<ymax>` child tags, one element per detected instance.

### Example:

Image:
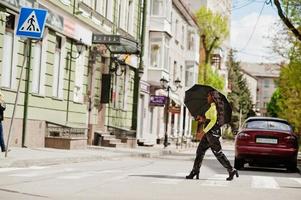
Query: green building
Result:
<box><xmin>0</xmin><ymin>0</ymin><xmax>143</xmax><ymax>149</ymax></box>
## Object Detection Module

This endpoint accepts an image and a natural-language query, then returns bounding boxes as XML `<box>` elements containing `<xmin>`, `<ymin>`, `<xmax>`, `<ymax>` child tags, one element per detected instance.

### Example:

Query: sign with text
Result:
<box><xmin>149</xmin><ymin>95</ymin><xmax>166</xmax><ymax>107</ymax></box>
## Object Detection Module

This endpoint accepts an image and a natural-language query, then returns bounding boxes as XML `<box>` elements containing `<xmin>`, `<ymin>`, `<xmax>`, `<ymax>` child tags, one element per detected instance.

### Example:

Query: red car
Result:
<box><xmin>234</xmin><ymin>117</ymin><xmax>299</xmax><ymax>171</ymax></box>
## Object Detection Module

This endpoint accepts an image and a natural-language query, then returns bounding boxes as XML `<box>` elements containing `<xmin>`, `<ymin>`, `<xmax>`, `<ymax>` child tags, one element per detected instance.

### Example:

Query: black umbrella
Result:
<box><xmin>184</xmin><ymin>84</ymin><xmax>232</xmax><ymax>126</ymax></box>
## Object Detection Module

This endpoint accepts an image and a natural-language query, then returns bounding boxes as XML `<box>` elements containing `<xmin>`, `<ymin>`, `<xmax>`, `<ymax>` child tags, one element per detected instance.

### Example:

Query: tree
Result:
<box><xmin>267</xmin><ymin>88</ymin><xmax>282</xmax><ymax>117</ymax></box>
<box><xmin>227</xmin><ymin>50</ymin><xmax>253</xmax><ymax>130</ymax></box>
<box><xmin>194</xmin><ymin>7</ymin><xmax>229</xmax><ymax>83</ymax></box>
<box><xmin>273</xmin><ymin>0</ymin><xmax>301</xmax><ymax>42</ymax></box>
<box><xmin>277</xmin><ymin>45</ymin><xmax>301</xmax><ymax>134</ymax></box>
<box><xmin>269</xmin><ymin>0</ymin><xmax>301</xmax><ymax>135</ymax></box>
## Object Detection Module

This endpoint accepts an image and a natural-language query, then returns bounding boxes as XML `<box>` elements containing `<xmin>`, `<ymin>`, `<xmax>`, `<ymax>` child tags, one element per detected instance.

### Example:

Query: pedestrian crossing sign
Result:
<box><xmin>16</xmin><ymin>7</ymin><xmax>48</xmax><ymax>39</ymax></box>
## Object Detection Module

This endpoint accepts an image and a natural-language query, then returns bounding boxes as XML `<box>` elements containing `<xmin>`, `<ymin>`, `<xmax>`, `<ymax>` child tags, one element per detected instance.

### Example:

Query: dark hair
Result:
<box><xmin>209</xmin><ymin>91</ymin><xmax>224</xmax><ymax>125</ymax></box>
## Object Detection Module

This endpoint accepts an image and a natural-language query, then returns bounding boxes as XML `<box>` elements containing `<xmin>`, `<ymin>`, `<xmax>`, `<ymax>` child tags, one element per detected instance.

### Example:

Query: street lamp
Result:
<box><xmin>160</xmin><ymin>77</ymin><xmax>181</xmax><ymax>148</ymax></box>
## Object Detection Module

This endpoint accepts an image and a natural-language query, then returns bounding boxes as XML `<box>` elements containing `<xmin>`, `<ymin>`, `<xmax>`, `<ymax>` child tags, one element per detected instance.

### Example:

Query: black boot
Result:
<box><xmin>186</xmin><ymin>170</ymin><xmax>199</xmax><ymax>179</ymax></box>
<box><xmin>226</xmin><ymin>169</ymin><xmax>239</xmax><ymax>181</ymax></box>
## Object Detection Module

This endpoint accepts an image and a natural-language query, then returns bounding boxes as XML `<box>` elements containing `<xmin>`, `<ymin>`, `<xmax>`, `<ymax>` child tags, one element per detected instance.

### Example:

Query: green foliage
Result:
<box><xmin>270</xmin><ymin>1</ymin><xmax>301</xmax><ymax>135</ymax></box>
<box><xmin>198</xmin><ymin>64</ymin><xmax>225</xmax><ymax>90</ymax></box>
<box><xmin>227</xmin><ymin>50</ymin><xmax>253</xmax><ymax>130</ymax></box>
<box><xmin>281</xmin><ymin>0</ymin><xmax>301</xmax><ymax>26</ymax></box>
<box><xmin>267</xmin><ymin>88</ymin><xmax>282</xmax><ymax>117</ymax></box>
<box><xmin>277</xmin><ymin>44</ymin><xmax>301</xmax><ymax>134</ymax></box>
<box><xmin>205</xmin><ymin>64</ymin><xmax>225</xmax><ymax>90</ymax></box>
<box><xmin>195</xmin><ymin>7</ymin><xmax>229</xmax><ymax>51</ymax></box>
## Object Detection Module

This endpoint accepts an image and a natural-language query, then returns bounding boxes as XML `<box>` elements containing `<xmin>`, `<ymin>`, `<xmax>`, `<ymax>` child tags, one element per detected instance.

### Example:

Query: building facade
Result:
<box><xmin>240</xmin><ymin>63</ymin><xmax>280</xmax><ymax>116</ymax></box>
<box><xmin>0</xmin><ymin>0</ymin><xmax>143</xmax><ymax>148</ymax></box>
<box><xmin>136</xmin><ymin>0</ymin><xmax>200</xmax><ymax>145</ymax></box>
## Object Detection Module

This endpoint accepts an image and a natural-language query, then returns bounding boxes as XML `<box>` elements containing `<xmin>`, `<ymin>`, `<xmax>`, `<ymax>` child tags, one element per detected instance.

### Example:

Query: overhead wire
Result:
<box><xmin>237</xmin><ymin>1</ymin><xmax>267</xmax><ymax>52</ymax></box>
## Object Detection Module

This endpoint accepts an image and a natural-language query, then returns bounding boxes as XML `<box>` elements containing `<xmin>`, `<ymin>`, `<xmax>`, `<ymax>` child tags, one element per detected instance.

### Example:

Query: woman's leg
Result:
<box><xmin>192</xmin><ymin>135</ymin><xmax>210</xmax><ymax>172</ymax></box>
<box><xmin>207</xmin><ymin>129</ymin><xmax>233</xmax><ymax>172</ymax></box>
<box><xmin>0</xmin><ymin>122</ymin><xmax>5</xmax><ymax>152</ymax></box>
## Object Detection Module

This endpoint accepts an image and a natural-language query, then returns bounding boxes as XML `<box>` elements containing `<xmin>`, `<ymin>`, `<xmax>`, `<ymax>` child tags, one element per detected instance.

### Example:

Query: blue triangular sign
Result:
<box><xmin>16</xmin><ymin>7</ymin><xmax>48</xmax><ymax>39</ymax></box>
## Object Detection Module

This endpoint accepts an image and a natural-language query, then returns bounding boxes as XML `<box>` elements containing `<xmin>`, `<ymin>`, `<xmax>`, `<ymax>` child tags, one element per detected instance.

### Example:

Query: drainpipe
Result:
<box><xmin>131</xmin><ymin>0</ymin><xmax>147</xmax><ymax>132</ymax></box>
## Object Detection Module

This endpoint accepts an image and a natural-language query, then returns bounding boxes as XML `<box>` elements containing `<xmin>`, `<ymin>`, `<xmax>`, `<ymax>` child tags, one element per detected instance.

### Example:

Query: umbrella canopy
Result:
<box><xmin>184</xmin><ymin>84</ymin><xmax>232</xmax><ymax>126</ymax></box>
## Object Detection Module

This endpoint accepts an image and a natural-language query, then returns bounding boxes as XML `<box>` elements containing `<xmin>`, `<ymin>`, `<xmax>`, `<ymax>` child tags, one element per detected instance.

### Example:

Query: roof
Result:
<box><xmin>240</xmin><ymin>62</ymin><xmax>281</xmax><ymax>78</ymax></box>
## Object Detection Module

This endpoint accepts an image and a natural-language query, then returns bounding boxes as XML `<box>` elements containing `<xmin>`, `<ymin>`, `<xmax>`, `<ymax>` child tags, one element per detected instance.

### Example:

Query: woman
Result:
<box><xmin>186</xmin><ymin>91</ymin><xmax>238</xmax><ymax>181</ymax></box>
<box><xmin>0</xmin><ymin>91</ymin><xmax>6</xmax><ymax>152</ymax></box>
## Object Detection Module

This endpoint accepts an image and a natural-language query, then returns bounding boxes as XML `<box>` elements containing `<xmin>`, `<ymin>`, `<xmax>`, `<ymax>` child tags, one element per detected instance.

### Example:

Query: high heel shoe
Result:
<box><xmin>186</xmin><ymin>170</ymin><xmax>199</xmax><ymax>179</ymax></box>
<box><xmin>226</xmin><ymin>169</ymin><xmax>239</xmax><ymax>181</ymax></box>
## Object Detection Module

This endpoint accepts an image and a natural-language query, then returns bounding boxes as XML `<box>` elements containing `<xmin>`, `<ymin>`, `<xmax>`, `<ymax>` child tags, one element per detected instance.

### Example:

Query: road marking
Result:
<box><xmin>201</xmin><ymin>174</ymin><xmax>229</xmax><ymax>187</ymax></box>
<box><xmin>290</xmin><ymin>178</ymin><xmax>301</xmax><ymax>185</ymax></box>
<box><xmin>58</xmin><ymin>173</ymin><xmax>93</xmax><ymax>180</ymax></box>
<box><xmin>0</xmin><ymin>168</ymin><xmax>23</xmax><ymax>173</ymax></box>
<box><xmin>251</xmin><ymin>176</ymin><xmax>280</xmax><ymax>189</ymax></box>
<box><xmin>10</xmin><ymin>172</ymin><xmax>40</xmax><ymax>177</ymax></box>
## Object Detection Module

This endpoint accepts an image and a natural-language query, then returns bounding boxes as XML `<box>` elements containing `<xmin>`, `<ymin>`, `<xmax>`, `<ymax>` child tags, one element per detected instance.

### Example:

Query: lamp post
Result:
<box><xmin>160</xmin><ymin>77</ymin><xmax>181</xmax><ymax>148</ymax></box>
<box><xmin>66</xmin><ymin>38</ymin><xmax>86</xmax><ymax>123</ymax></box>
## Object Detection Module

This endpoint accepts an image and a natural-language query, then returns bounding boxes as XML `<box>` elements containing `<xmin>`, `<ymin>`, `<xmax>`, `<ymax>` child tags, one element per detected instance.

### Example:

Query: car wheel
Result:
<box><xmin>234</xmin><ymin>157</ymin><xmax>244</xmax><ymax>170</ymax></box>
<box><xmin>286</xmin><ymin>161</ymin><xmax>297</xmax><ymax>172</ymax></box>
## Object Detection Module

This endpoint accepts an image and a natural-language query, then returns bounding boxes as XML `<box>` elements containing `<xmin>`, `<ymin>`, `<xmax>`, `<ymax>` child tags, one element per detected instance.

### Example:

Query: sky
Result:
<box><xmin>231</xmin><ymin>0</ymin><xmax>284</xmax><ymax>63</ymax></box>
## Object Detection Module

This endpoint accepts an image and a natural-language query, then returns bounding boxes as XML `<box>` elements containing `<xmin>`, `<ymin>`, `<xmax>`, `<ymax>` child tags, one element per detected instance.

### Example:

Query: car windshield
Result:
<box><xmin>245</xmin><ymin>120</ymin><xmax>291</xmax><ymax>131</ymax></box>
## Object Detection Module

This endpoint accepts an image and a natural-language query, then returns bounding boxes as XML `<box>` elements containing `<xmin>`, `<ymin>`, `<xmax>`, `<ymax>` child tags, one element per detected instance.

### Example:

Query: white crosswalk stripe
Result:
<box><xmin>2</xmin><ymin>165</ymin><xmax>301</xmax><ymax>190</ymax></box>
<box><xmin>290</xmin><ymin>178</ymin><xmax>301</xmax><ymax>185</ymax></box>
<box><xmin>251</xmin><ymin>176</ymin><xmax>280</xmax><ymax>189</ymax></box>
<box><xmin>201</xmin><ymin>174</ymin><xmax>230</xmax><ymax>187</ymax></box>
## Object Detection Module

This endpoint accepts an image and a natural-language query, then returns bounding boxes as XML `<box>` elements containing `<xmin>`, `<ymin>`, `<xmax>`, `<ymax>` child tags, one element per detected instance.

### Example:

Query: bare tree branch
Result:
<box><xmin>274</xmin><ymin>0</ymin><xmax>301</xmax><ymax>42</ymax></box>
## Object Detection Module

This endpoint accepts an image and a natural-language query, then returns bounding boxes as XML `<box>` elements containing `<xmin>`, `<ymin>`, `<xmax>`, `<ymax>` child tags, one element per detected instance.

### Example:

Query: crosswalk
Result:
<box><xmin>0</xmin><ymin>166</ymin><xmax>300</xmax><ymax>190</ymax></box>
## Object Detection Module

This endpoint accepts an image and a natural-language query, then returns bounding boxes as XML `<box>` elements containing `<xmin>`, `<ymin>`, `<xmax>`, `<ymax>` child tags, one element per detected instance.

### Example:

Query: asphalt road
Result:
<box><xmin>0</xmin><ymin>149</ymin><xmax>300</xmax><ymax>200</ymax></box>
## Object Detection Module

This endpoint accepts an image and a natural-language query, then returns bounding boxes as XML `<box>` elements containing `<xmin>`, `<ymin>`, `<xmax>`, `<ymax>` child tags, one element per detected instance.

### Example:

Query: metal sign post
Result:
<box><xmin>5</xmin><ymin>7</ymin><xmax>47</xmax><ymax>157</ymax></box>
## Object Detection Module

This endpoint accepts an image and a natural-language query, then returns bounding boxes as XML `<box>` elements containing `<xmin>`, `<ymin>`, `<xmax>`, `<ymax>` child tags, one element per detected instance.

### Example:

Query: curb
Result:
<box><xmin>0</xmin><ymin>147</ymin><xmax>167</xmax><ymax>168</ymax></box>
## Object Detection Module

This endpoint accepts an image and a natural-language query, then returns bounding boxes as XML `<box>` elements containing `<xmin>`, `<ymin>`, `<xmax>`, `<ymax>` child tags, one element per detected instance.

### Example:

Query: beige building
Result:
<box><xmin>240</xmin><ymin>63</ymin><xmax>280</xmax><ymax>116</ymax></box>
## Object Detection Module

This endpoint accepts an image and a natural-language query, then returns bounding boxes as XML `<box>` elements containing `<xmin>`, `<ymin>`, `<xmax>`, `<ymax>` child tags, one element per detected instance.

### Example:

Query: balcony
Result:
<box><xmin>147</xmin><ymin>68</ymin><xmax>170</xmax><ymax>86</ymax></box>
<box><xmin>149</xmin><ymin>17</ymin><xmax>172</xmax><ymax>36</ymax></box>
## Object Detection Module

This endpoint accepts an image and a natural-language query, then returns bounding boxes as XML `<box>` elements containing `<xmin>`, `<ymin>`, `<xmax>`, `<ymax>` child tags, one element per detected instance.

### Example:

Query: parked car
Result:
<box><xmin>234</xmin><ymin>117</ymin><xmax>299</xmax><ymax>171</ymax></box>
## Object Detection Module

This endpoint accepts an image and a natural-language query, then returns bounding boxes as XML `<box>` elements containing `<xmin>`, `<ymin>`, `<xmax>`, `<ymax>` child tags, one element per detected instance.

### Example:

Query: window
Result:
<box><xmin>95</xmin><ymin>0</ymin><xmax>107</xmax><ymax>16</ymax></box>
<box><xmin>264</xmin><ymin>79</ymin><xmax>269</xmax><ymax>88</ymax></box>
<box><xmin>181</xmin><ymin>25</ymin><xmax>185</xmax><ymax>45</ymax></box>
<box><xmin>82</xmin><ymin>0</ymin><xmax>95</xmax><ymax>9</ymax></box>
<box><xmin>185</xmin><ymin>65</ymin><xmax>194</xmax><ymax>87</ymax></box>
<box><xmin>127</xmin><ymin>0</ymin><xmax>134</xmax><ymax>34</ymax></box>
<box><xmin>175</xmin><ymin>20</ymin><xmax>179</xmax><ymax>41</ymax></box>
<box><xmin>179</xmin><ymin>65</ymin><xmax>183</xmax><ymax>82</ymax></box>
<box><xmin>74</xmin><ymin>50</ymin><xmax>86</xmax><ymax>103</ymax></box>
<box><xmin>245</xmin><ymin>120</ymin><xmax>291</xmax><ymax>131</ymax></box>
<box><xmin>150</xmin><ymin>44</ymin><xmax>161</xmax><ymax>68</ymax></box>
<box><xmin>106</xmin><ymin>0</ymin><xmax>113</xmax><ymax>21</ymax></box>
<box><xmin>163</xmin><ymin>38</ymin><xmax>170</xmax><ymax>70</ymax></box>
<box><xmin>53</xmin><ymin>36</ymin><xmax>65</xmax><ymax>98</ymax></box>
<box><xmin>32</xmin><ymin>31</ymin><xmax>48</xmax><ymax>95</ymax></box>
<box><xmin>111</xmin><ymin>73</ymin><xmax>119</xmax><ymax>108</ymax></box>
<box><xmin>173</xmin><ymin>61</ymin><xmax>177</xmax><ymax>82</ymax></box>
<box><xmin>187</xmin><ymin>31</ymin><xmax>194</xmax><ymax>51</ymax></box>
<box><xmin>151</xmin><ymin>0</ymin><xmax>163</xmax><ymax>16</ymax></box>
<box><xmin>1</xmin><ymin>14</ymin><xmax>18</xmax><ymax>89</ymax></box>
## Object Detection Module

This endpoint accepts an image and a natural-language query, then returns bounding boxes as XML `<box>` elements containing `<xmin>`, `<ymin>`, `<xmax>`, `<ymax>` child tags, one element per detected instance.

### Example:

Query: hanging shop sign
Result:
<box><xmin>149</xmin><ymin>95</ymin><xmax>166</xmax><ymax>107</ymax></box>
<box><xmin>92</xmin><ymin>34</ymin><xmax>140</xmax><ymax>54</ymax></box>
